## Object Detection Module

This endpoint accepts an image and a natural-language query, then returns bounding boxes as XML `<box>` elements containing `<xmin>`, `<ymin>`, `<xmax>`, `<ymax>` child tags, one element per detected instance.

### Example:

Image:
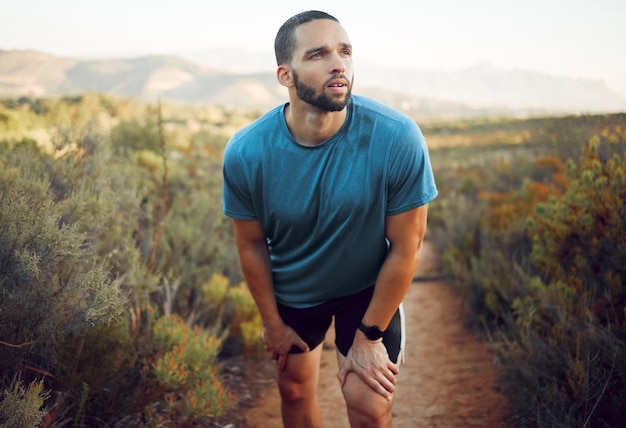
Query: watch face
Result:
<box><xmin>366</xmin><ymin>327</ymin><xmax>384</xmax><ymax>340</ymax></box>
<box><xmin>360</xmin><ymin>323</ymin><xmax>384</xmax><ymax>340</ymax></box>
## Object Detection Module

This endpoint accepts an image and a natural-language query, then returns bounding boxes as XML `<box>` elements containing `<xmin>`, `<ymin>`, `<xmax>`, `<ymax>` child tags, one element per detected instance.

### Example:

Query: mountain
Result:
<box><xmin>182</xmin><ymin>48</ymin><xmax>626</xmax><ymax>113</ymax></box>
<box><xmin>0</xmin><ymin>50</ymin><xmax>76</xmax><ymax>96</ymax></box>
<box><xmin>357</xmin><ymin>61</ymin><xmax>626</xmax><ymax>111</ymax></box>
<box><xmin>1</xmin><ymin>49</ymin><xmax>625</xmax><ymax>119</ymax></box>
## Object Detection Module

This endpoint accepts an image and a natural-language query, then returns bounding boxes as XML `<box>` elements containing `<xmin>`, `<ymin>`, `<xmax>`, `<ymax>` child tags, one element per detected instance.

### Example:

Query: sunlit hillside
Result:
<box><xmin>2</xmin><ymin>49</ymin><xmax>626</xmax><ymax>120</ymax></box>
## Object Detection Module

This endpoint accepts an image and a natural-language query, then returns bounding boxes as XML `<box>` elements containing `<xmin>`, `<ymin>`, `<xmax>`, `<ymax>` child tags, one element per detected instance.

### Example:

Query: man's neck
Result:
<box><xmin>284</xmin><ymin>100</ymin><xmax>347</xmax><ymax>147</ymax></box>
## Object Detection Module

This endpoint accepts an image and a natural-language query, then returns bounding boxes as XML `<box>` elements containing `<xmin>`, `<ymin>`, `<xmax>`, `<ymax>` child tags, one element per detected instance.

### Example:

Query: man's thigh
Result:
<box><xmin>279</xmin><ymin>343</ymin><xmax>324</xmax><ymax>391</ymax></box>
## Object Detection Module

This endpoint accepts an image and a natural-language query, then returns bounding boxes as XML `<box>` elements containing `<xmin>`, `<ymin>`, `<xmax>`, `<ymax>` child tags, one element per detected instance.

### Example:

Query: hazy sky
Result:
<box><xmin>2</xmin><ymin>0</ymin><xmax>626</xmax><ymax>96</ymax></box>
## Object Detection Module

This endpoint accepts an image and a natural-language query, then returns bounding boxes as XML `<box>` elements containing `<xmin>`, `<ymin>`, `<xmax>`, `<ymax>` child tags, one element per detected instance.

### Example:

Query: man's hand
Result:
<box><xmin>262</xmin><ymin>323</ymin><xmax>309</xmax><ymax>371</ymax></box>
<box><xmin>337</xmin><ymin>334</ymin><xmax>399</xmax><ymax>401</ymax></box>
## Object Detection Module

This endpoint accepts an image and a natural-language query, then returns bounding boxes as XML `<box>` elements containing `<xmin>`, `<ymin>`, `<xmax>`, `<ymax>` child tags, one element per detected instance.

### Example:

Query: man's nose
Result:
<box><xmin>330</xmin><ymin>53</ymin><xmax>347</xmax><ymax>74</ymax></box>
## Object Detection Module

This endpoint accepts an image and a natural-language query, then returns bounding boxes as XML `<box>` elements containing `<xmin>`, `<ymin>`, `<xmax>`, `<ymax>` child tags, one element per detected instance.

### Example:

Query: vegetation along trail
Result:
<box><xmin>216</xmin><ymin>241</ymin><xmax>512</xmax><ymax>427</ymax></box>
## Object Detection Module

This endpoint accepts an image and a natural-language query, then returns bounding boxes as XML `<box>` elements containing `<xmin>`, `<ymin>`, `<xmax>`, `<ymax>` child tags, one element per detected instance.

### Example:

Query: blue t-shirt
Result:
<box><xmin>222</xmin><ymin>95</ymin><xmax>438</xmax><ymax>308</ymax></box>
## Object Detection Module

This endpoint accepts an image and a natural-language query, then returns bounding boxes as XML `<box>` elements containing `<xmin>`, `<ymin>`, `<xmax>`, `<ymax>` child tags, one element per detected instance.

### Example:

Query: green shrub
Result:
<box><xmin>146</xmin><ymin>315</ymin><xmax>234</xmax><ymax>423</ymax></box>
<box><xmin>435</xmin><ymin>114</ymin><xmax>626</xmax><ymax>426</ymax></box>
<box><xmin>226</xmin><ymin>284</ymin><xmax>263</xmax><ymax>353</ymax></box>
<box><xmin>0</xmin><ymin>129</ymin><xmax>138</xmax><ymax>425</ymax></box>
<box><xmin>507</xmin><ymin>139</ymin><xmax>626</xmax><ymax>426</ymax></box>
<box><xmin>0</xmin><ymin>378</ymin><xmax>49</xmax><ymax>428</ymax></box>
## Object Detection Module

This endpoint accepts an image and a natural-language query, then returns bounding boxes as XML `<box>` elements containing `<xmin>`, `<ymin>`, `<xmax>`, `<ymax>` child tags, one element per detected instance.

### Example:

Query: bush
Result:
<box><xmin>506</xmin><ymin>138</ymin><xmax>626</xmax><ymax>426</ymax></box>
<box><xmin>0</xmin><ymin>95</ymin><xmax>257</xmax><ymax>425</ymax></box>
<box><xmin>0</xmin><ymin>378</ymin><xmax>49</xmax><ymax>428</ymax></box>
<box><xmin>435</xmin><ymin>114</ymin><xmax>626</xmax><ymax>426</ymax></box>
<box><xmin>143</xmin><ymin>314</ymin><xmax>234</xmax><ymax>425</ymax></box>
<box><xmin>0</xmin><ymin>128</ymin><xmax>139</xmax><ymax>425</ymax></box>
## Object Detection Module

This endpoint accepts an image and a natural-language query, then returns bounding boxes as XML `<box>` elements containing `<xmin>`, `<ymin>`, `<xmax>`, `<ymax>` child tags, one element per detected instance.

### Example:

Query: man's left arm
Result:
<box><xmin>337</xmin><ymin>204</ymin><xmax>429</xmax><ymax>399</ymax></box>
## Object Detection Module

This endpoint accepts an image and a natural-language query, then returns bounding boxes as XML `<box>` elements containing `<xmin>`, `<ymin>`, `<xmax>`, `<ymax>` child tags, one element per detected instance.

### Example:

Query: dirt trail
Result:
<box><xmin>220</xmin><ymin>242</ymin><xmax>511</xmax><ymax>427</ymax></box>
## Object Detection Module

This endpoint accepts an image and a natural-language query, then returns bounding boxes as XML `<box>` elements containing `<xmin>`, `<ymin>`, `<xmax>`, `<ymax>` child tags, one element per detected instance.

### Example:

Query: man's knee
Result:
<box><xmin>278</xmin><ymin>374</ymin><xmax>314</xmax><ymax>402</ymax></box>
<box><xmin>278</xmin><ymin>355</ymin><xmax>320</xmax><ymax>403</ymax></box>
<box><xmin>341</xmin><ymin>373</ymin><xmax>393</xmax><ymax>422</ymax></box>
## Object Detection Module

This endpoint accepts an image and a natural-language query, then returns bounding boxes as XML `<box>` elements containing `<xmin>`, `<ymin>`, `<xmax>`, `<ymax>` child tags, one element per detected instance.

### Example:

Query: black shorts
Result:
<box><xmin>277</xmin><ymin>286</ymin><xmax>405</xmax><ymax>364</ymax></box>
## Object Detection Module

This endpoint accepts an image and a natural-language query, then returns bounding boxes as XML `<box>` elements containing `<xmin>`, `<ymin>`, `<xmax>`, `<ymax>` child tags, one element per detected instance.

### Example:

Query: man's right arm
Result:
<box><xmin>232</xmin><ymin>219</ymin><xmax>309</xmax><ymax>368</ymax></box>
<box><xmin>232</xmin><ymin>218</ymin><xmax>281</xmax><ymax>327</ymax></box>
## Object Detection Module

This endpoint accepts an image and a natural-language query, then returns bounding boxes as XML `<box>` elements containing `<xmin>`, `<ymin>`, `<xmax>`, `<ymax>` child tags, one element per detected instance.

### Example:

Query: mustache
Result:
<box><xmin>324</xmin><ymin>74</ymin><xmax>352</xmax><ymax>86</ymax></box>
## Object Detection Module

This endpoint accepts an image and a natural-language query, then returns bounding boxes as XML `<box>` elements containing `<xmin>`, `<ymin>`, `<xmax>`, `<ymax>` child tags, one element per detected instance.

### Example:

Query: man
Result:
<box><xmin>222</xmin><ymin>10</ymin><xmax>437</xmax><ymax>427</ymax></box>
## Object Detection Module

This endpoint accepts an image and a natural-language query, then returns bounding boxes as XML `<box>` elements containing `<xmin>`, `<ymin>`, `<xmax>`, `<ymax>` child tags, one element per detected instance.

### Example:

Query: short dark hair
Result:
<box><xmin>274</xmin><ymin>10</ymin><xmax>340</xmax><ymax>66</ymax></box>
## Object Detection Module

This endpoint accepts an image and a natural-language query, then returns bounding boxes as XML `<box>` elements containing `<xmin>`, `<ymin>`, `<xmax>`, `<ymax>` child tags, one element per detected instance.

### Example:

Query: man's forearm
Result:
<box><xmin>237</xmin><ymin>240</ymin><xmax>283</xmax><ymax>328</ymax></box>
<box><xmin>362</xmin><ymin>205</ymin><xmax>428</xmax><ymax>331</ymax></box>
<box><xmin>236</xmin><ymin>236</ymin><xmax>310</xmax><ymax>365</ymax></box>
<box><xmin>361</xmin><ymin>246</ymin><xmax>421</xmax><ymax>330</ymax></box>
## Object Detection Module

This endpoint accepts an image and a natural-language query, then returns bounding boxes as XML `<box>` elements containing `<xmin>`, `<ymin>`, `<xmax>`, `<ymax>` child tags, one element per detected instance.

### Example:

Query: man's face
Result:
<box><xmin>290</xmin><ymin>19</ymin><xmax>354</xmax><ymax>112</ymax></box>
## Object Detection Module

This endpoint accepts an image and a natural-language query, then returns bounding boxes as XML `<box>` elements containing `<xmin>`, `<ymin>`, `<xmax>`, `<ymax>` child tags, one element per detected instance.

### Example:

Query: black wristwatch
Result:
<box><xmin>358</xmin><ymin>322</ymin><xmax>385</xmax><ymax>341</ymax></box>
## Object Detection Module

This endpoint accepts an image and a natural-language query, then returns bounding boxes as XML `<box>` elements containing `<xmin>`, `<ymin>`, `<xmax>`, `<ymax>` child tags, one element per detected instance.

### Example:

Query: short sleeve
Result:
<box><xmin>386</xmin><ymin>118</ymin><xmax>438</xmax><ymax>215</ymax></box>
<box><xmin>222</xmin><ymin>138</ymin><xmax>258</xmax><ymax>220</ymax></box>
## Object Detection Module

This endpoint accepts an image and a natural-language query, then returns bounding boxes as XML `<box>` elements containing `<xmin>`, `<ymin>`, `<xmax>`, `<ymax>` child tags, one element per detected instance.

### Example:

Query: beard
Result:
<box><xmin>293</xmin><ymin>71</ymin><xmax>353</xmax><ymax>112</ymax></box>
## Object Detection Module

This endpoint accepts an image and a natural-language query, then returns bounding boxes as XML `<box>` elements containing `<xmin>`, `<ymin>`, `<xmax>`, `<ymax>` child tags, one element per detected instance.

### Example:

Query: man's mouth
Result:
<box><xmin>327</xmin><ymin>79</ymin><xmax>348</xmax><ymax>89</ymax></box>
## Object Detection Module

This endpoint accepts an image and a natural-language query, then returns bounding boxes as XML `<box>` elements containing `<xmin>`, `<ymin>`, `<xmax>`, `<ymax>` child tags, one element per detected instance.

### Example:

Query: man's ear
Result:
<box><xmin>277</xmin><ymin>65</ymin><xmax>294</xmax><ymax>88</ymax></box>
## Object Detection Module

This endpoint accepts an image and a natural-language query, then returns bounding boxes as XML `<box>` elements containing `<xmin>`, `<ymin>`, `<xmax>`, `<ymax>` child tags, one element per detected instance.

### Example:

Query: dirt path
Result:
<box><xmin>217</xmin><ymin>242</ymin><xmax>511</xmax><ymax>427</ymax></box>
